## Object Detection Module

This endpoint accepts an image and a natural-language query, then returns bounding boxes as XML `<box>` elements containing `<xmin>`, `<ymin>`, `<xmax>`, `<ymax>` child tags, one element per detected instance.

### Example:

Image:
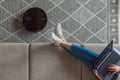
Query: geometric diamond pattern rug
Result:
<box><xmin>0</xmin><ymin>0</ymin><xmax>119</xmax><ymax>44</ymax></box>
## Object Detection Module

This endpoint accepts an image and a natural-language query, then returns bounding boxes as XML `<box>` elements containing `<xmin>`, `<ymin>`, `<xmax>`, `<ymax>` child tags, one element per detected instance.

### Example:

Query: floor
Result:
<box><xmin>0</xmin><ymin>0</ymin><xmax>119</xmax><ymax>44</ymax></box>
<box><xmin>118</xmin><ymin>0</ymin><xmax>120</xmax><ymax>44</ymax></box>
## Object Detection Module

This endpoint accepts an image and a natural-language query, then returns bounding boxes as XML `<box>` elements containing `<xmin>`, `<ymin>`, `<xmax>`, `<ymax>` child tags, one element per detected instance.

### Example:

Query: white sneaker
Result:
<box><xmin>54</xmin><ymin>23</ymin><xmax>65</xmax><ymax>41</ymax></box>
<box><xmin>51</xmin><ymin>32</ymin><xmax>62</xmax><ymax>46</ymax></box>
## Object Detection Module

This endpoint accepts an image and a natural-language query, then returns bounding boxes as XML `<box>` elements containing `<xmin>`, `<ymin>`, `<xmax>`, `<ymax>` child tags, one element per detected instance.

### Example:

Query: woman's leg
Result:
<box><xmin>51</xmin><ymin>32</ymin><xmax>99</xmax><ymax>70</ymax></box>
<box><xmin>60</xmin><ymin>41</ymin><xmax>71</xmax><ymax>49</ymax></box>
<box><xmin>60</xmin><ymin>41</ymin><xmax>99</xmax><ymax>70</ymax></box>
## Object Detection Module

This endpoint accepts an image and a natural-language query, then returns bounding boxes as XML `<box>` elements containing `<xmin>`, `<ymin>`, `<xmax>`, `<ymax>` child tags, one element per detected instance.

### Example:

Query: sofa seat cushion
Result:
<box><xmin>30</xmin><ymin>43</ymin><xmax>81</xmax><ymax>80</ymax></box>
<box><xmin>0</xmin><ymin>43</ymin><xmax>29</xmax><ymax>80</ymax></box>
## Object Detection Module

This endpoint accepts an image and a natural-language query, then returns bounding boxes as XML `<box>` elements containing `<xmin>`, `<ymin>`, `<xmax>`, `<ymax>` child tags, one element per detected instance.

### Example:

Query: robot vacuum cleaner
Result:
<box><xmin>23</xmin><ymin>7</ymin><xmax>47</xmax><ymax>32</ymax></box>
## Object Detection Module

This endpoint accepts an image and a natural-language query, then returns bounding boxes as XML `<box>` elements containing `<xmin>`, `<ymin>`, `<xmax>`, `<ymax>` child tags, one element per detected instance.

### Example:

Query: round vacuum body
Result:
<box><xmin>23</xmin><ymin>7</ymin><xmax>47</xmax><ymax>32</ymax></box>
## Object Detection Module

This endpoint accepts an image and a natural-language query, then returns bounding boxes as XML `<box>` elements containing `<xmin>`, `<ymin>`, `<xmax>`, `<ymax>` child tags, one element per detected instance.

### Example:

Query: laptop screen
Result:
<box><xmin>94</xmin><ymin>40</ymin><xmax>113</xmax><ymax>68</ymax></box>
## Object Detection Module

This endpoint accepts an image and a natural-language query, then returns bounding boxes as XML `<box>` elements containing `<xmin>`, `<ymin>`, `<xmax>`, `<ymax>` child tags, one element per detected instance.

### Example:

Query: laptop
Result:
<box><xmin>94</xmin><ymin>40</ymin><xmax>120</xmax><ymax>80</ymax></box>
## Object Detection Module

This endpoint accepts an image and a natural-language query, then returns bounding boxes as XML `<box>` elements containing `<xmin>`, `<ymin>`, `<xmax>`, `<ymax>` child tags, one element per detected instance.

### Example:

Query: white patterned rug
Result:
<box><xmin>0</xmin><ymin>0</ymin><xmax>119</xmax><ymax>44</ymax></box>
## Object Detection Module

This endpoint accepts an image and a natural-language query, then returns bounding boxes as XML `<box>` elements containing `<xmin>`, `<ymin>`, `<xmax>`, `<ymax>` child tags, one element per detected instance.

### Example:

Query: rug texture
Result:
<box><xmin>0</xmin><ymin>0</ymin><xmax>119</xmax><ymax>44</ymax></box>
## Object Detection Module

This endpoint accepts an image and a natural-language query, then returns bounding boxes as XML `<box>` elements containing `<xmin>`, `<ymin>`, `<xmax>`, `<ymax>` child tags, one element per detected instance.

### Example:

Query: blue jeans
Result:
<box><xmin>69</xmin><ymin>44</ymin><xmax>99</xmax><ymax>70</ymax></box>
<box><xmin>68</xmin><ymin>44</ymin><xmax>120</xmax><ymax>80</ymax></box>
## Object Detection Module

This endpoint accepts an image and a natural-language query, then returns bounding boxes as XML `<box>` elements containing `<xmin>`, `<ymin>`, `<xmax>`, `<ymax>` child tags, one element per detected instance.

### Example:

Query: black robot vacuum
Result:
<box><xmin>23</xmin><ymin>7</ymin><xmax>47</xmax><ymax>32</ymax></box>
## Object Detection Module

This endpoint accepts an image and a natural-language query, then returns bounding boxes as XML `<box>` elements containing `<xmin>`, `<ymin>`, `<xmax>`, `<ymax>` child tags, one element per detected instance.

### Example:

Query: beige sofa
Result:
<box><xmin>0</xmin><ymin>43</ymin><xmax>120</xmax><ymax>80</ymax></box>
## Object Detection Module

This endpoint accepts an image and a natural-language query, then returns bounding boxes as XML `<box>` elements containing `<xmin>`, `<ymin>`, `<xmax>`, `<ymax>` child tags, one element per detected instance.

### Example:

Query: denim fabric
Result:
<box><xmin>112</xmin><ymin>72</ymin><xmax>120</xmax><ymax>80</ymax></box>
<box><xmin>68</xmin><ymin>44</ymin><xmax>99</xmax><ymax>70</ymax></box>
<box><xmin>68</xmin><ymin>44</ymin><xmax>120</xmax><ymax>80</ymax></box>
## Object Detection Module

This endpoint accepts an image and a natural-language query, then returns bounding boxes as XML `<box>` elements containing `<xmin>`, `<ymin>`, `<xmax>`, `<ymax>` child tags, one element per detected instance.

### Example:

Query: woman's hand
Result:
<box><xmin>93</xmin><ymin>69</ymin><xmax>103</xmax><ymax>80</ymax></box>
<box><xmin>108</xmin><ymin>64</ymin><xmax>120</xmax><ymax>74</ymax></box>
